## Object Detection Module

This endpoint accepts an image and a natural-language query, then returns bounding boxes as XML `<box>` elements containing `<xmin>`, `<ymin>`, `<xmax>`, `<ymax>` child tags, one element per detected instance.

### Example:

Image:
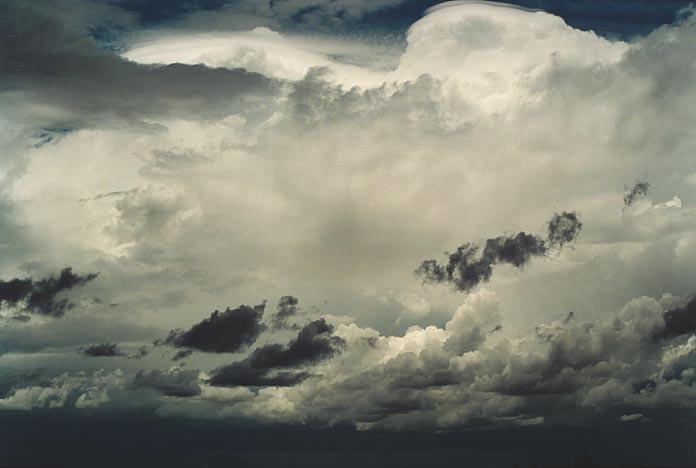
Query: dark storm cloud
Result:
<box><xmin>659</xmin><ymin>297</ymin><xmax>696</xmax><ymax>339</ymax></box>
<box><xmin>162</xmin><ymin>303</ymin><xmax>265</xmax><ymax>353</ymax></box>
<box><xmin>0</xmin><ymin>278</ymin><xmax>33</xmax><ymax>305</ymax></box>
<box><xmin>273</xmin><ymin>295</ymin><xmax>299</xmax><ymax>328</ymax></box>
<box><xmin>249</xmin><ymin>318</ymin><xmax>344</xmax><ymax>368</ymax></box>
<box><xmin>0</xmin><ymin>267</ymin><xmax>98</xmax><ymax>317</ymax></box>
<box><xmin>417</xmin><ymin>212</ymin><xmax>582</xmax><ymax>292</ymax></box>
<box><xmin>82</xmin><ymin>343</ymin><xmax>123</xmax><ymax>357</ymax></box>
<box><xmin>0</xmin><ymin>1</ymin><xmax>278</xmax><ymax>128</ymax></box>
<box><xmin>623</xmin><ymin>179</ymin><xmax>651</xmax><ymax>207</ymax></box>
<box><xmin>25</xmin><ymin>268</ymin><xmax>99</xmax><ymax>317</ymax></box>
<box><xmin>209</xmin><ymin>318</ymin><xmax>344</xmax><ymax>387</ymax></box>
<box><xmin>131</xmin><ymin>368</ymin><xmax>201</xmax><ymax>397</ymax></box>
<box><xmin>416</xmin><ymin>244</ymin><xmax>493</xmax><ymax>293</ymax></box>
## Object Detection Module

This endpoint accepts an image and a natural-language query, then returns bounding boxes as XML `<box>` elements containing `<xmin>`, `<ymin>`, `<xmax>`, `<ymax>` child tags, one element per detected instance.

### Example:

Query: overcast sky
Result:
<box><xmin>1</xmin><ymin>1</ymin><xmax>696</xmax><ymax>466</ymax></box>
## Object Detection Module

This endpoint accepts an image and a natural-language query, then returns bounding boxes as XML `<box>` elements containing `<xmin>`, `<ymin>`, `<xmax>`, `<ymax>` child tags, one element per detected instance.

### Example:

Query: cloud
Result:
<box><xmin>162</xmin><ymin>304</ymin><xmax>266</xmax><ymax>353</ymax></box>
<box><xmin>209</xmin><ymin>318</ymin><xmax>345</xmax><ymax>386</ymax></box>
<box><xmin>82</xmin><ymin>343</ymin><xmax>123</xmax><ymax>357</ymax></box>
<box><xmin>416</xmin><ymin>212</ymin><xmax>581</xmax><ymax>292</ymax></box>
<box><xmin>444</xmin><ymin>290</ymin><xmax>501</xmax><ymax>354</ymax></box>
<box><xmin>659</xmin><ymin>297</ymin><xmax>696</xmax><ymax>339</ymax></box>
<box><xmin>0</xmin><ymin>268</ymin><xmax>98</xmax><ymax>317</ymax></box>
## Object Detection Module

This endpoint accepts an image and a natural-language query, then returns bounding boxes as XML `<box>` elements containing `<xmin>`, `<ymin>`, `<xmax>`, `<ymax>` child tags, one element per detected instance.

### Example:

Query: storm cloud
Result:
<box><xmin>162</xmin><ymin>304</ymin><xmax>266</xmax><ymax>354</ymax></box>
<box><xmin>82</xmin><ymin>343</ymin><xmax>122</xmax><ymax>357</ymax></box>
<box><xmin>659</xmin><ymin>297</ymin><xmax>696</xmax><ymax>339</ymax></box>
<box><xmin>417</xmin><ymin>212</ymin><xmax>582</xmax><ymax>292</ymax></box>
<box><xmin>208</xmin><ymin>318</ymin><xmax>345</xmax><ymax>387</ymax></box>
<box><xmin>0</xmin><ymin>268</ymin><xmax>98</xmax><ymax>317</ymax></box>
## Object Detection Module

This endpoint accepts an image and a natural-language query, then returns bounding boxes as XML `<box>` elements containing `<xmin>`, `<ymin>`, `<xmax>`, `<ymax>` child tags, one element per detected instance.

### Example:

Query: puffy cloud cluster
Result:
<box><xmin>1</xmin><ymin>289</ymin><xmax>696</xmax><ymax>433</ymax></box>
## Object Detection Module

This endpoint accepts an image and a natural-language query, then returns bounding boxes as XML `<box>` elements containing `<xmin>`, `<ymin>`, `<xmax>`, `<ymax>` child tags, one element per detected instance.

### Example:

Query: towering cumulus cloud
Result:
<box><xmin>417</xmin><ymin>212</ymin><xmax>581</xmax><ymax>292</ymax></box>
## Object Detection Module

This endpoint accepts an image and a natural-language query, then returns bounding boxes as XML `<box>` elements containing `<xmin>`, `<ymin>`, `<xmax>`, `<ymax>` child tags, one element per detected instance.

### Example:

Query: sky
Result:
<box><xmin>1</xmin><ymin>0</ymin><xmax>696</xmax><ymax>466</ymax></box>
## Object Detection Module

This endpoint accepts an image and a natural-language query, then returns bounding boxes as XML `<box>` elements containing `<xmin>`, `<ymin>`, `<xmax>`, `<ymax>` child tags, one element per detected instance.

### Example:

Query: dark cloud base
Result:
<box><xmin>0</xmin><ymin>412</ymin><xmax>694</xmax><ymax>468</ymax></box>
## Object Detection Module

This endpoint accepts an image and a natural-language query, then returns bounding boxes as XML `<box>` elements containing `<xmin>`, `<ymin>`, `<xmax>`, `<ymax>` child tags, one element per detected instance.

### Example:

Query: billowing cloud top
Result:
<box><xmin>1</xmin><ymin>0</ymin><xmax>696</xmax><ymax>465</ymax></box>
